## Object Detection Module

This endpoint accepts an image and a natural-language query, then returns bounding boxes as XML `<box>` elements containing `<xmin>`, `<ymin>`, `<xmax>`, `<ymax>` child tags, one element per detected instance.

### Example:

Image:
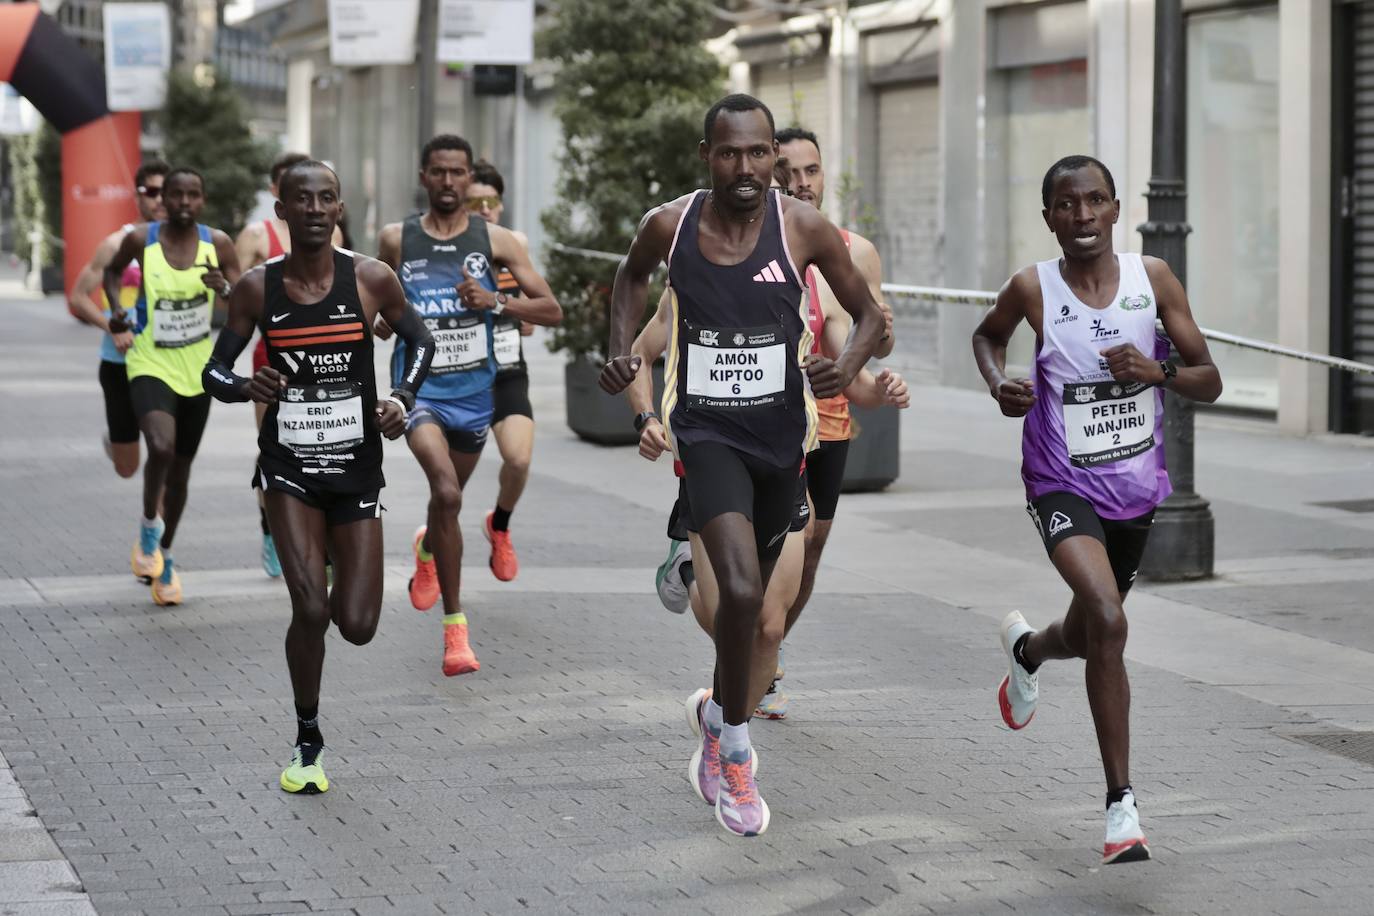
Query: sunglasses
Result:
<box><xmin>138</xmin><ymin>185</ymin><xmax>163</xmax><ymax>198</ymax></box>
<box><xmin>464</xmin><ymin>195</ymin><xmax>502</xmax><ymax>211</ymax></box>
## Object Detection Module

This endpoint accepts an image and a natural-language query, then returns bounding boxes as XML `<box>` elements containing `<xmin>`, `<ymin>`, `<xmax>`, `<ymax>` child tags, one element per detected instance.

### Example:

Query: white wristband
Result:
<box><xmin>383</xmin><ymin>395</ymin><xmax>409</xmax><ymax>420</ymax></box>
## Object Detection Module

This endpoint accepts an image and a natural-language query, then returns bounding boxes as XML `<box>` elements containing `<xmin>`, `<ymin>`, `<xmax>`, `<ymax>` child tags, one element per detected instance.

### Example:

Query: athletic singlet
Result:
<box><xmin>805</xmin><ymin>229</ymin><xmax>852</xmax><ymax>442</ymax></box>
<box><xmin>662</xmin><ymin>189</ymin><xmax>817</xmax><ymax>467</ymax></box>
<box><xmin>393</xmin><ymin>214</ymin><xmax>498</xmax><ymax>400</ymax></box>
<box><xmin>251</xmin><ymin>220</ymin><xmax>288</xmax><ymax>369</ymax></box>
<box><xmin>257</xmin><ymin>249</ymin><xmax>383</xmax><ymax>493</ymax></box>
<box><xmin>493</xmin><ymin>268</ymin><xmax>526</xmax><ymax>376</ymax></box>
<box><xmin>100</xmin><ymin>225</ymin><xmax>143</xmax><ymax>364</ymax></box>
<box><xmin>125</xmin><ymin>222</ymin><xmax>217</xmax><ymax>396</ymax></box>
<box><xmin>1021</xmin><ymin>252</ymin><xmax>1171</xmax><ymax>519</ymax></box>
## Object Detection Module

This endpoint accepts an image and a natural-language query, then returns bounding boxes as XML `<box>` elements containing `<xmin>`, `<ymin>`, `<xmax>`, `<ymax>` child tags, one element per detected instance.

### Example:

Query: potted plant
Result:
<box><xmin>539</xmin><ymin>0</ymin><xmax>722</xmax><ymax>444</ymax></box>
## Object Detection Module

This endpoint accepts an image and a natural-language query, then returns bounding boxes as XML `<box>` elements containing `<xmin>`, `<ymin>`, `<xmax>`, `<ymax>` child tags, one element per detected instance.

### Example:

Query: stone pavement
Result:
<box><xmin>2</xmin><ymin>292</ymin><xmax>1374</xmax><ymax>915</ymax></box>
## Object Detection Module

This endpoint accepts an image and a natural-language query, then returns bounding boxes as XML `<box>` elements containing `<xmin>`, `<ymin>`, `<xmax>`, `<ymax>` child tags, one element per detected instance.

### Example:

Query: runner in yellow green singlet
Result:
<box><xmin>105</xmin><ymin>167</ymin><xmax>241</xmax><ymax>606</ymax></box>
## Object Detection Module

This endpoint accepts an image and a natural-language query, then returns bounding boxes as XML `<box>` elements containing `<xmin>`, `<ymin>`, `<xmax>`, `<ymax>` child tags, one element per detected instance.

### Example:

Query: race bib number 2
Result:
<box><xmin>152</xmin><ymin>295</ymin><xmax>210</xmax><ymax>348</ymax></box>
<box><xmin>1062</xmin><ymin>380</ymin><xmax>1156</xmax><ymax>467</ymax></box>
<box><xmin>684</xmin><ymin>323</ymin><xmax>787</xmax><ymax>409</ymax></box>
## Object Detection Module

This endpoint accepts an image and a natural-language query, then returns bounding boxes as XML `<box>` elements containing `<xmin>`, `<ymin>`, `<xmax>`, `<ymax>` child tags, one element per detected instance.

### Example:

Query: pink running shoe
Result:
<box><xmin>684</xmin><ymin>688</ymin><xmax>758</xmax><ymax>807</ymax></box>
<box><xmin>716</xmin><ymin>749</ymin><xmax>770</xmax><ymax>837</ymax></box>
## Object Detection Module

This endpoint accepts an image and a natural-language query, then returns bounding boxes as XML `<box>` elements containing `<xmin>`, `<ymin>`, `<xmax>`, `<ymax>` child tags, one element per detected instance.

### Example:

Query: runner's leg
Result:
<box><xmin>407</xmin><ymin>423</ymin><xmax>466</xmax><ymax>613</ymax></box>
<box><xmin>325</xmin><ymin>515</ymin><xmax>384</xmax><ymax>646</ymax></box>
<box><xmin>492</xmin><ymin>414</ymin><xmax>534</xmax><ymax>517</ymax></box>
<box><xmin>266</xmin><ymin>490</ymin><xmax>330</xmax><ymax>713</ymax></box>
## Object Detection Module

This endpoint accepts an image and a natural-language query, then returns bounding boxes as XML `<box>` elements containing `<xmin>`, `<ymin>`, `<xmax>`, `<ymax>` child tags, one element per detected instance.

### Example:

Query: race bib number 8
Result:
<box><xmin>685</xmin><ymin>324</ymin><xmax>787</xmax><ymax>409</ymax></box>
<box><xmin>277</xmin><ymin>384</ymin><xmax>365</xmax><ymax>455</ymax></box>
<box><xmin>152</xmin><ymin>295</ymin><xmax>210</xmax><ymax>348</ymax></box>
<box><xmin>430</xmin><ymin>314</ymin><xmax>488</xmax><ymax>374</ymax></box>
<box><xmin>1062</xmin><ymin>380</ymin><xmax>1156</xmax><ymax>467</ymax></box>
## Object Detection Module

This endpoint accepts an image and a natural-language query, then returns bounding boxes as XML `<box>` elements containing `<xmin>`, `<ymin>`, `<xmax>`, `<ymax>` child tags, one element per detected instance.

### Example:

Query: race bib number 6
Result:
<box><xmin>685</xmin><ymin>323</ymin><xmax>787</xmax><ymax>409</ymax></box>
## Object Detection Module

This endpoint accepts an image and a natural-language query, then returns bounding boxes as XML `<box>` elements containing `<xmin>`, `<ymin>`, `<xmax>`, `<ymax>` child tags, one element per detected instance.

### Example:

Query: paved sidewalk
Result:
<box><xmin>2</xmin><ymin>294</ymin><xmax>1374</xmax><ymax>915</ymax></box>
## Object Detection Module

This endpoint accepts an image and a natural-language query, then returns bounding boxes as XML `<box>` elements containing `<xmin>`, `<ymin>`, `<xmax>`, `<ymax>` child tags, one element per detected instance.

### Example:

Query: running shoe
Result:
<box><xmin>151</xmin><ymin>563</ymin><xmax>182</xmax><ymax>606</ymax></box>
<box><xmin>483</xmin><ymin>510</ymin><xmax>519</xmax><ymax>582</ymax></box>
<box><xmin>280</xmin><ymin>743</ymin><xmax>329</xmax><ymax>794</ymax></box>
<box><xmin>686</xmin><ymin>688</ymin><xmax>757</xmax><ymax>806</ymax></box>
<box><xmin>655</xmin><ymin>539</ymin><xmax>691</xmax><ymax>614</ymax></box>
<box><xmin>1103</xmin><ymin>791</ymin><xmax>1151</xmax><ymax>864</ymax></box>
<box><xmin>442</xmin><ymin>618</ymin><xmax>480</xmax><ymax>676</ymax></box>
<box><xmin>716</xmin><ymin>748</ymin><xmax>770</xmax><ymax>837</ymax></box>
<box><xmin>130</xmin><ymin>518</ymin><xmax>165</xmax><ymax>581</ymax></box>
<box><xmin>753</xmin><ymin>678</ymin><xmax>788</xmax><ymax>720</ymax></box>
<box><xmin>998</xmin><ymin>610</ymin><xmax>1039</xmax><ymax>730</ymax></box>
<box><xmin>261</xmin><ymin>533</ymin><xmax>282</xmax><ymax>578</ymax></box>
<box><xmin>408</xmin><ymin>525</ymin><xmax>439</xmax><ymax>611</ymax></box>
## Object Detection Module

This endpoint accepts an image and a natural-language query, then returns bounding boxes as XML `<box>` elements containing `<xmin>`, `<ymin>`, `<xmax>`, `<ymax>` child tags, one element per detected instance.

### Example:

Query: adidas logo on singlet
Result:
<box><xmin>752</xmin><ymin>259</ymin><xmax>787</xmax><ymax>283</ymax></box>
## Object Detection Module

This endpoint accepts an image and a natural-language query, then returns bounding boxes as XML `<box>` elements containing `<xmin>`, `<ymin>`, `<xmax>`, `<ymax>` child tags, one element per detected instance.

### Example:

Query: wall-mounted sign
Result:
<box><xmin>103</xmin><ymin>2</ymin><xmax>172</xmax><ymax>111</ymax></box>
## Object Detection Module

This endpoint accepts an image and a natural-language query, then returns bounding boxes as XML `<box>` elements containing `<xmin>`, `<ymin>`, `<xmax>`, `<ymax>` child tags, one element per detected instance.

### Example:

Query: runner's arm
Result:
<box><xmin>849</xmin><ymin>234</ymin><xmax>894</xmax><ymax>358</ymax></box>
<box><xmin>844</xmin><ymin>367</ymin><xmax>910</xmax><ymax>409</ymax></box>
<box><xmin>203</xmin><ymin>267</ymin><xmax>269</xmax><ymax>403</ymax></box>
<box><xmin>972</xmin><ymin>268</ymin><xmax>1037</xmax><ymax>417</ymax></box>
<box><xmin>70</xmin><ymin>233</ymin><xmax>121</xmax><ymax>328</ymax></box>
<box><xmin>102</xmin><ymin>226</ymin><xmax>145</xmax><ymax>331</ymax></box>
<box><xmin>794</xmin><ymin>207</ymin><xmax>883</xmax><ymax>396</ymax></box>
<box><xmin>361</xmin><ymin>257</ymin><xmax>433</xmax><ymax>410</ymax></box>
<box><xmin>1132</xmin><ymin>257</ymin><xmax>1222</xmax><ymax>402</ymax></box>
<box><xmin>233</xmin><ymin>222</ymin><xmax>265</xmax><ymax>273</ymax></box>
<box><xmin>628</xmin><ymin>290</ymin><xmax>673</xmax><ymax>461</ymax></box>
<box><xmin>201</xmin><ymin>233</ymin><xmax>243</xmax><ymax>311</ymax></box>
<box><xmin>602</xmin><ymin>205</ymin><xmax>676</xmax><ymax>393</ymax></box>
<box><xmin>487</xmin><ymin>225</ymin><xmax>561</xmax><ymax>326</ymax></box>
<box><xmin>371</xmin><ymin>223</ymin><xmax>403</xmax><ymax>340</ymax></box>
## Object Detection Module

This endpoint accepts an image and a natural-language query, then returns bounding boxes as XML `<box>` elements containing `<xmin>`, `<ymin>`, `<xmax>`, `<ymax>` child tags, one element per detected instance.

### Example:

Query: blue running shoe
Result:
<box><xmin>261</xmin><ymin>533</ymin><xmax>282</xmax><ymax>578</ymax></box>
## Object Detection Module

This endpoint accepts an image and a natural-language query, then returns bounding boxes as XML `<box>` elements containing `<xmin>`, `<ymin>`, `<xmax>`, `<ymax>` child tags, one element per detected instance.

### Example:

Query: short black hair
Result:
<box><xmin>775</xmin><ymin>126</ymin><xmax>820</xmax><ymax>158</ymax></box>
<box><xmin>134</xmin><ymin>159</ymin><xmax>169</xmax><ymax>188</ymax></box>
<box><xmin>164</xmin><ymin>167</ymin><xmax>204</xmax><ymax>190</ymax></box>
<box><xmin>277</xmin><ymin>159</ymin><xmax>339</xmax><ymax>198</ymax></box>
<box><xmin>470</xmin><ymin>159</ymin><xmax>505</xmax><ymax>197</ymax></box>
<box><xmin>421</xmin><ymin>133</ymin><xmax>474</xmax><ymax>169</ymax></box>
<box><xmin>1041</xmin><ymin>155</ymin><xmax>1116</xmax><ymax>208</ymax></box>
<box><xmin>703</xmin><ymin>94</ymin><xmax>775</xmax><ymax>146</ymax></box>
<box><xmin>270</xmin><ymin>151</ymin><xmax>311</xmax><ymax>186</ymax></box>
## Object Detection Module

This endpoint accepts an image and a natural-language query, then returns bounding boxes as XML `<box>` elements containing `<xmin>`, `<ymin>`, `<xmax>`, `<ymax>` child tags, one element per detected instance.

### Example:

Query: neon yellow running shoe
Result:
<box><xmin>280</xmin><ymin>743</ymin><xmax>329</xmax><ymax>794</ymax></box>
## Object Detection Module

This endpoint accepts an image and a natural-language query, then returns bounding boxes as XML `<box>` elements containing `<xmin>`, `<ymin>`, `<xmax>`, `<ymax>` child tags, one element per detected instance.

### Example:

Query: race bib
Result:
<box><xmin>1062</xmin><ymin>380</ymin><xmax>1156</xmax><ymax>467</ymax></box>
<box><xmin>493</xmin><ymin>324</ymin><xmax>521</xmax><ymax>367</ymax></box>
<box><xmin>151</xmin><ymin>295</ymin><xmax>210</xmax><ymax>348</ymax></box>
<box><xmin>430</xmin><ymin>314</ymin><xmax>488</xmax><ymax>374</ymax></box>
<box><xmin>685</xmin><ymin>324</ymin><xmax>787</xmax><ymax>409</ymax></box>
<box><xmin>277</xmin><ymin>383</ymin><xmax>365</xmax><ymax>456</ymax></box>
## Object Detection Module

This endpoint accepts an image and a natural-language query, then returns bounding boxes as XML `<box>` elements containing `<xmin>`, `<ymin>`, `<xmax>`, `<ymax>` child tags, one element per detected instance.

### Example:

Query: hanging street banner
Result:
<box><xmin>437</xmin><ymin>0</ymin><xmax>533</xmax><ymax>64</ymax></box>
<box><xmin>328</xmin><ymin>0</ymin><xmax>421</xmax><ymax>66</ymax></box>
<box><xmin>103</xmin><ymin>2</ymin><xmax>171</xmax><ymax>111</ymax></box>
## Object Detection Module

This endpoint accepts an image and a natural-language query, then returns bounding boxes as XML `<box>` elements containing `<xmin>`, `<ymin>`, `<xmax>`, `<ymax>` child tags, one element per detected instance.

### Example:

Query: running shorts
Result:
<box><xmin>677</xmin><ymin>440</ymin><xmax>801</xmax><ymax>567</ymax></box>
<box><xmin>128</xmin><ymin>374</ymin><xmax>212</xmax><ymax>458</ymax></box>
<box><xmin>99</xmin><ymin>359</ymin><xmax>140</xmax><ymax>445</ymax></box>
<box><xmin>408</xmin><ymin>391</ymin><xmax>493</xmax><ymax>454</ymax></box>
<box><xmin>805</xmin><ymin>438</ymin><xmax>849</xmax><ymax>522</ymax></box>
<box><xmin>1027</xmin><ymin>490</ymin><xmax>1155</xmax><ymax>596</ymax></box>
<box><xmin>256</xmin><ymin>464</ymin><xmax>383</xmax><ymax>526</ymax></box>
<box><xmin>492</xmin><ymin>370</ymin><xmax>533</xmax><ymax>423</ymax></box>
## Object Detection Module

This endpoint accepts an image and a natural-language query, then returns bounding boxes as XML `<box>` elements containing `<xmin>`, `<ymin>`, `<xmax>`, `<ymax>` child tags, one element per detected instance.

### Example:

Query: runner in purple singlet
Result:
<box><xmin>972</xmin><ymin>155</ymin><xmax>1221</xmax><ymax>866</ymax></box>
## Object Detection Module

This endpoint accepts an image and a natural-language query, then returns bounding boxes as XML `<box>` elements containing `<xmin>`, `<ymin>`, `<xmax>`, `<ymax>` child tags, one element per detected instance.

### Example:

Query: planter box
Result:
<box><xmin>841</xmin><ymin>402</ymin><xmax>900</xmax><ymax>492</ymax></box>
<box><xmin>564</xmin><ymin>358</ymin><xmax>665</xmax><ymax>445</ymax></box>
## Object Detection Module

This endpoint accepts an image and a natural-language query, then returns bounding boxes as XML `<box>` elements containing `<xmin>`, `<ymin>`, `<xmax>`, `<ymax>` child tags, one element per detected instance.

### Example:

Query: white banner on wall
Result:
<box><xmin>328</xmin><ymin>0</ymin><xmax>421</xmax><ymax>66</ymax></box>
<box><xmin>437</xmin><ymin>0</ymin><xmax>533</xmax><ymax>64</ymax></box>
<box><xmin>103</xmin><ymin>3</ymin><xmax>172</xmax><ymax>112</ymax></box>
<box><xmin>0</xmin><ymin>84</ymin><xmax>38</xmax><ymax>136</ymax></box>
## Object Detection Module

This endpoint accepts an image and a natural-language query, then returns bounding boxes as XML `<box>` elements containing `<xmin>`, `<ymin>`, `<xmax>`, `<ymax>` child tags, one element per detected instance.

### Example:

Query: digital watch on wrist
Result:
<box><xmin>1158</xmin><ymin>360</ymin><xmax>1178</xmax><ymax>385</ymax></box>
<box><xmin>633</xmin><ymin>410</ymin><xmax>659</xmax><ymax>433</ymax></box>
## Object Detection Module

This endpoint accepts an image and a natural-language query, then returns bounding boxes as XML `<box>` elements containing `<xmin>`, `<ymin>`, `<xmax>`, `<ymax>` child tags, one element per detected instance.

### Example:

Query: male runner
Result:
<box><xmin>69</xmin><ymin>160</ymin><xmax>168</xmax><ymax>479</ymax></box>
<box><xmin>235</xmin><ymin>151</ymin><xmax>345</xmax><ymax>578</ymax></box>
<box><xmin>759</xmin><ymin>126</ymin><xmax>896</xmax><ymax>716</ymax></box>
<box><xmin>203</xmin><ymin>159</ymin><xmax>433</xmax><ymax>794</ymax></box>
<box><xmin>466</xmin><ymin>159</ymin><xmax>543</xmax><ymax>581</ymax></box>
<box><xmin>378</xmin><ymin>135</ymin><xmax>561</xmax><ymax>676</ymax></box>
<box><xmin>105</xmin><ymin>168</ymin><xmax>241</xmax><ymax>605</ymax></box>
<box><xmin>972</xmin><ymin>155</ymin><xmax>1221</xmax><ymax>864</ymax></box>
<box><xmin>600</xmin><ymin>94</ymin><xmax>884</xmax><ymax>837</ymax></box>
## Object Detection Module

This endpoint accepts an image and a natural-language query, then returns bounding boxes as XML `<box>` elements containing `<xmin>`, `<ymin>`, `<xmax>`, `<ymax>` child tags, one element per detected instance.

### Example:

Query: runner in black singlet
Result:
<box><xmin>600</xmin><ymin>94</ymin><xmax>885</xmax><ymax>838</ymax></box>
<box><xmin>203</xmin><ymin>161</ymin><xmax>434</xmax><ymax>795</ymax></box>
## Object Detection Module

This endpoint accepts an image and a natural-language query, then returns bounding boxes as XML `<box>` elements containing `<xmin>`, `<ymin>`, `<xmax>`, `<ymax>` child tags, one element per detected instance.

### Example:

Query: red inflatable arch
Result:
<box><xmin>1</xmin><ymin>2</ymin><xmax>141</xmax><ymax>296</ymax></box>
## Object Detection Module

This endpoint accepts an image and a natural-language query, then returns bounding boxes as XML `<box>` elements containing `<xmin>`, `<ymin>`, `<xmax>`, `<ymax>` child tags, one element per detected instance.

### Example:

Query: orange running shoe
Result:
<box><xmin>408</xmin><ymin>525</ymin><xmax>439</xmax><ymax>611</ymax></box>
<box><xmin>442</xmin><ymin>614</ymin><xmax>480</xmax><ymax>676</ymax></box>
<box><xmin>484</xmin><ymin>510</ymin><xmax>519</xmax><ymax>582</ymax></box>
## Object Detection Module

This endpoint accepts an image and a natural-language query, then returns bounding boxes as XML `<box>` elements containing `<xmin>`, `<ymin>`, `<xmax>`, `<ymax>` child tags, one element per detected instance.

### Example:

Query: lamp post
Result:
<box><xmin>1137</xmin><ymin>0</ymin><xmax>1213</xmax><ymax>580</ymax></box>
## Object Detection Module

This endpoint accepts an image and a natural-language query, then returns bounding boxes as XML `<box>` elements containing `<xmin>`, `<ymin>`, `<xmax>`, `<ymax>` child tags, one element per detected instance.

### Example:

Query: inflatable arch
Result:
<box><xmin>1</xmin><ymin>3</ymin><xmax>141</xmax><ymax>295</ymax></box>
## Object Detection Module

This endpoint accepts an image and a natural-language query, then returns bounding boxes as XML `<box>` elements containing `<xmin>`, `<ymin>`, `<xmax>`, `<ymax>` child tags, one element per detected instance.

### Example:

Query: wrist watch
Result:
<box><xmin>1158</xmin><ymin>360</ymin><xmax>1177</xmax><ymax>385</ymax></box>
<box><xmin>633</xmin><ymin>410</ymin><xmax>659</xmax><ymax>433</ymax></box>
<box><xmin>492</xmin><ymin>291</ymin><xmax>508</xmax><ymax>315</ymax></box>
